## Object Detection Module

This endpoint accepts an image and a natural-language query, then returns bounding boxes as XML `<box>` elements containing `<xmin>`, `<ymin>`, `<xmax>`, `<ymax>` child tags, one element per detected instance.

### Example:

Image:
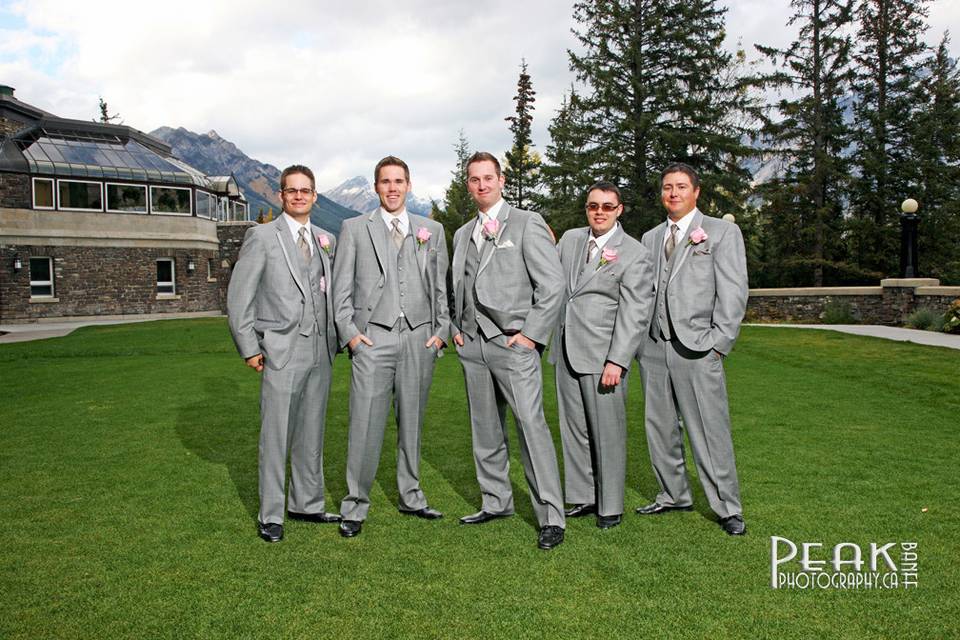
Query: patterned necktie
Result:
<box><xmin>664</xmin><ymin>223</ymin><xmax>678</xmax><ymax>261</ymax></box>
<box><xmin>473</xmin><ymin>214</ymin><xmax>488</xmax><ymax>246</ymax></box>
<box><xmin>391</xmin><ymin>218</ymin><xmax>404</xmax><ymax>249</ymax></box>
<box><xmin>587</xmin><ymin>239</ymin><xmax>597</xmax><ymax>264</ymax></box>
<box><xmin>297</xmin><ymin>227</ymin><xmax>311</xmax><ymax>262</ymax></box>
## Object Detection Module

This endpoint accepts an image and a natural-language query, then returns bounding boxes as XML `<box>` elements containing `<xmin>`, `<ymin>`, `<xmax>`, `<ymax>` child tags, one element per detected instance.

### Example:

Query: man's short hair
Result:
<box><xmin>466</xmin><ymin>151</ymin><xmax>502</xmax><ymax>177</ymax></box>
<box><xmin>586</xmin><ymin>180</ymin><xmax>622</xmax><ymax>204</ymax></box>
<box><xmin>660</xmin><ymin>162</ymin><xmax>700</xmax><ymax>189</ymax></box>
<box><xmin>374</xmin><ymin>156</ymin><xmax>411</xmax><ymax>184</ymax></box>
<box><xmin>280</xmin><ymin>164</ymin><xmax>316</xmax><ymax>191</ymax></box>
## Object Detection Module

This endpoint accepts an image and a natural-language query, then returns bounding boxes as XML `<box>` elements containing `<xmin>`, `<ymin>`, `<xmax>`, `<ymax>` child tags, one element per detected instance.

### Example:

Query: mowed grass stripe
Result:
<box><xmin>1</xmin><ymin>319</ymin><xmax>957</xmax><ymax>639</ymax></box>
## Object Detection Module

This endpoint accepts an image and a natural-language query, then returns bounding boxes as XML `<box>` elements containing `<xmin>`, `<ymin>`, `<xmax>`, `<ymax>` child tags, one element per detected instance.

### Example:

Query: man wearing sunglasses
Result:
<box><xmin>550</xmin><ymin>182</ymin><xmax>653</xmax><ymax>530</ymax></box>
<box><xmin>227</xmin><ymin>165</ymin><xmax>341</xmax><ymax>543</ymax></box>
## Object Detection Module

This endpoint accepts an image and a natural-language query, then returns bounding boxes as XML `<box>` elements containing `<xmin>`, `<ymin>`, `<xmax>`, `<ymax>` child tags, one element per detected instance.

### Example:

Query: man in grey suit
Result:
<box><xmin>550</xmin><ymin>182</ymin><xmax>653</xmax><ymax>530</ymax></box>
<box><xmin>451</xmin><ymin>151</ymin><xmax>566</xmax><ymax>550</ymax></box>
<box><xmin>636</xmin><ymin>162</ymin><xmax>749</xmax><ymax>536</ymax></box>
<box><xmin>334</xmin><ymin>156</ymin><xmax>449</xmax><ymax>538</ymax></box>
<box><xmin>227</xmin><ymin>165</ymin><xmax>341</xmax><ymax>543</ymax></box>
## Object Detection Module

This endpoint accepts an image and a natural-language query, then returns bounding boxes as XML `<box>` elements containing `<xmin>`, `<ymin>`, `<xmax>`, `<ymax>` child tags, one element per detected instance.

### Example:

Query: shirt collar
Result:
<box><xmin>665</xmin><ymin>207</ymin><xmax>698</xmax><ymax>242</ymax></box>
<box><xmin>478</xmin><ymin>198</ymin><xmax>505</xmax><ymax>221</ymax></box>
<box><xmin>283</xmin><ymin>212</ymin><xmax>313</xmax><ymax>244</ymax></box>
<box><xmin>380</xmin><ymin>208</ymin><xmax>410</xmax><ymax>234</ymax></box>
<box><xmin>589</xmin><ymin>223</ymin><xmax>620</xmax><ymax>251</ymax></box>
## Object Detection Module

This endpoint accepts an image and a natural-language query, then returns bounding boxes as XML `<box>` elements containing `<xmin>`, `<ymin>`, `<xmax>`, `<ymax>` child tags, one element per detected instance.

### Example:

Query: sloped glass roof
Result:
<box><xmin>14</xmin><ymin>127</ymin><xmax>210</xmax><ymax>188</ymax></box>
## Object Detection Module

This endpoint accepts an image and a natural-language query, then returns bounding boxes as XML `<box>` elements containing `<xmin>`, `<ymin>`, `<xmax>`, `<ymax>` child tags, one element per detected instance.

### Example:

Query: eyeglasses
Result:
<box><xmin>281</xmin><ymin>188</ymin><xmax>315</xmax><ymax>196</ymax></box>
<box><xmin>585</xmin><ymin>202</ymin><xmax>621</xmax><ymax>212</ymax></box>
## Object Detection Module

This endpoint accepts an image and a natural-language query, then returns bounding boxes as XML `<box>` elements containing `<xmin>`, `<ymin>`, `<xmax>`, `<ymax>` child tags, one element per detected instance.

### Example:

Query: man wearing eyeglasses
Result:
<box><xmin>450</xmin><ymin>152</ymin><xmax>566</xmax><ymax>550</ymax></box>
<box><xmin>635</xmin><ymin>162</ymin><xmax>749</xmax><ymax>536</ymax></box>
<box><xmin>333</xmin><ymin>156</ymin><xmax>449</xmax><ymax>538</ymax></box>
<box><xmin>227</xmin><ymin>165</ymin><xmax>340</xmax><ymax>543</ymax></box>
<box><xmin>549</xmin><ymin>182</ymin><xmax>653</xmax><ymax>530</ymax></box>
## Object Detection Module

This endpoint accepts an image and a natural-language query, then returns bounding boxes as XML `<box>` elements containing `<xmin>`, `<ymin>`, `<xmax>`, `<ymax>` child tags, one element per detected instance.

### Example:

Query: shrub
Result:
<box><xmin>943</xmin><ymin>299</ymin><xmax>960</xmax><ymax>334</ymax></box>
<box><xmin>820</xmin><ymin>299</ymin><xmax>858</xmax><ymax>324</ymax></box>
<box><xmin>904</xmin><ymin>307</ymin><xmax>945</xmax><ymax>332</ymax></box>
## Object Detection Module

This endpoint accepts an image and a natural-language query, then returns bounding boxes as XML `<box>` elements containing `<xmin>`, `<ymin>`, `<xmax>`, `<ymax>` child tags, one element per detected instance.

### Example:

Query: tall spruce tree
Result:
<box><xmin>752</xmin><ymin>0</ymin><xmax>855</xmax><ymax>286</ymax></box>
<box><xmin>538</xmin><ymin>89</ymin><xmax>597</xmax><ymax>236</ymax></box>
<box><xmin>562</xmin><ymin>0</ymin><xmax>753</xmax><ymax>237</ymax></box>
<box><xmin>503</xmin><ymin>59</ymin><xmax>541</xmax><ymax>210</ymax></box>
<box><xmin>910</xmin><ymin>34</ymin><xmax>960</xmax><ymax>283</ymax></box>
<box><xmin>849</xmin><ymin>0</ymin><xmax>930</xmax><ymax>278</ymax></box>
<box><xmin>432</xmin><ymin>130</ymin><xmax>475</xmax><ymax>253</ymax></box>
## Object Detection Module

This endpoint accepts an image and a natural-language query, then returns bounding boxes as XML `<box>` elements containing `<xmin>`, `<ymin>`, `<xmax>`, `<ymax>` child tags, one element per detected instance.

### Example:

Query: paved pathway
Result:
<box><xmin>0</xmin><ymin>311</ymin><xmax>222</xmax><ymax>344</ymax></box>
<box><xmin>746</xmin><ymin>323</ymin><xmax>960</xmax><ymax>350</ymax></box>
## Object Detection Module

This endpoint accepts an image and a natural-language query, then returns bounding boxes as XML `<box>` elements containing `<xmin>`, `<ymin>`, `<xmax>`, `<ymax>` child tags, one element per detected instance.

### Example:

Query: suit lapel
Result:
<box><xmin>669</xmin><ymin>210</ymin><xmax>703</xmax><ymax>284</ymax></box>
<box><xmin>365</xmin><ymin>211</ymin><xmax>389</xmax><ymax>275</ymax></box>
<box><xmin>568</xmin><ymin>228</ymin><xmax>589</xmax><ymax>292</ymax></box>
<box><xmin>573</xmin><ymin>225</ymin><xmax>623</xmax><ymax>294</ymax></box>
<box><xmin>274</xmin><ymin>218</ymin><xmax>306</xmax><ymax>296</ymax></box>
<box><xmin>652</xmin><ymin>221</ymin><xmax>667</xmax><ymax>292</ymax></box>
<box><xmin>478</xmin><ymin>205</ymin><xmax>510</xmax><ymax>275</ymax></box>
<box><xmin>453</xmin><ymin>222</ymin><xmax>472</xmax><ymax>318</ymax></box>
<box><xmin>408</xmin><ymin>216</ymin><xmax>428</xmax><ymax>279</ymax></box>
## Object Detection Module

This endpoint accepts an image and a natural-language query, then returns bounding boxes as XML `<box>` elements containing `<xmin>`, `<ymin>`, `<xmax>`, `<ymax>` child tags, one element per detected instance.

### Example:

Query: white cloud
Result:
<box><xmin>3</xmin><ymin>0</ymin><xmax>959</xmax><ymax>200</ymax></box>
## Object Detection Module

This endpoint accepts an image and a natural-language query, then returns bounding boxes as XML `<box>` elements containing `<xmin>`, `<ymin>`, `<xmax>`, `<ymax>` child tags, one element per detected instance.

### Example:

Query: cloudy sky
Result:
<box><xmin>2</xmin><ymin>0</ymin><xmax>958</xmax><ymax>200</ymax></box>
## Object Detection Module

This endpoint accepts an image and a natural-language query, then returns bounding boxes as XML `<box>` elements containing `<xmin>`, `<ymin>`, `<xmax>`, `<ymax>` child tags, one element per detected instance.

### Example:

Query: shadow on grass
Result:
<box><xmin>175</xmin><ymin>377</ymin><xmax>260</xmax><ymax>521</ymax></box>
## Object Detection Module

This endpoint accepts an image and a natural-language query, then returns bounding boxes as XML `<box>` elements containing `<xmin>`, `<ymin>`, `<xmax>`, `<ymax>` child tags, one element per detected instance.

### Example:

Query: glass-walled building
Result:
<box><xmin>0</xmin><ymin>85</ymin><xmax>249</xmax><ymax>322</ymax></box>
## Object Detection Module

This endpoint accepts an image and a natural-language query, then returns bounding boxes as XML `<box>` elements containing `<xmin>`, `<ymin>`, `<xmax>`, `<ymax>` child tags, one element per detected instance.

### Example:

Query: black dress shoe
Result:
<box><xmin>288</xmin><ymin>511</ymin><xmax>342</xmax><ymax>524</ymax></box>
<box><xmin>597</xmin><ymin>514</ymin><xmax>622</xmax><ymax>529</ymax></box>
<box><xmin>258</xmin><ymin>521</ymin><xmax>283</xmax><ymax>543</ymax></box>
<box><xmin>339</xmin><ymin>520</ymin><xmax>362</xmax><ymax>538</ymax></box>
<box><xmin>635</xmin><ymin>502</ymin><xmax>694</xmax><ymax>515</ymax></box>
<box><xmin>565</xmin><ymin>504</ymin><xmax>597</xmax><ymax>518</ymax></box>
<box><xmin>720</xmin><ymin>515</ymin><xmax>747</xmax><ymax>536</ymax></box>
<box><xmin>459</xmin><ymin>510</ymin><xmax>513</xmax><ymax>525</ymax></box>
<box><xmin>538</xmin><ymin>525</ymin><xmax>564</xmax><ymax>550</ymax></box>
<box><xmin>401</xmin><ymin>506</ymin><xmax>443</xmax><ymax>520</ymax></box>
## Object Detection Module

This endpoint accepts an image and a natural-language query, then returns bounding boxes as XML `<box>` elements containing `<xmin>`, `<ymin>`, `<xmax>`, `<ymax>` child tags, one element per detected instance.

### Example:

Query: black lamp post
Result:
<box><xmin>900</xmin><ymin>198</ymin><xmax>919</xmax><ymax>278</ymax></box>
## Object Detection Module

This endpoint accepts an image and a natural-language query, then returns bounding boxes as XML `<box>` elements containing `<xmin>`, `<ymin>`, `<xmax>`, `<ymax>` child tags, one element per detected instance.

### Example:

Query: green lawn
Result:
<box><xmin>1</xmin><ymin>319</ymin><xmax>958</xmax><ymax>639</ymax></box>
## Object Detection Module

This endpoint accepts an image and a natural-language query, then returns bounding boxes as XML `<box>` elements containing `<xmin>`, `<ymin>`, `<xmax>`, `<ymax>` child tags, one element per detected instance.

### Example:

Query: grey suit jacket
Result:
<box><xmin>640</xmin><ymin>209</ymin><xmax>748</xmax><ymax>355</ymax></box>
<box><xmin>332</xmin><ymin>211</ymin><xmax>450</xmax><ymax>349</ymax></box>
<box><xmin>451</xmin><ymin>205</ymin><xmax>564</xmax><ymax>346</ymax></box>
<box><xmin>227</xmin><ymin>217</ymin><xmax>338</xmax><ymax>369</ymax></box>
<box><xmin>549</xmin><ymin>225</ymin><xmax>653</xmax><ymax>374</ymax></box>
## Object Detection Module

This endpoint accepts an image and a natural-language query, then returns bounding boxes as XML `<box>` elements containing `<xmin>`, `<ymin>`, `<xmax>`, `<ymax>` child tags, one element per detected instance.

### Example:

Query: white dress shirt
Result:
<box><xmin>283</xmin><ymin>212</ymin><xmax>314</xmax><ymax>255</ymax></box>
<box><xmin>663</xmin><ymin>207</ymin><xmax>699</xmax><ymax>251</ymax></box>
<box><xmin>472</xmin><ymin>198</ymin><xmax>506</xmax><ymax>246</ymax></box>
<box><xmin>380</xmin><ymin>208</ymin><xmax>410</xmax><ymax>237</ymax></box>
<box><xmin>587</xmin><ymin>222</ymin><xmax>620</xmax><ymax>261</ymax></box>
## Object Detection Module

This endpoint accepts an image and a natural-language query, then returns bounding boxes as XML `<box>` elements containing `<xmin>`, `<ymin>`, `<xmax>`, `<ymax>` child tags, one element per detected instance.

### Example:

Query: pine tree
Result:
<box><xmin>752</xmin><ymin>0</ymin><xmax>856</xmax><ymax>286</ymax></box>
<box><xmin>503</xmin><ymin>59</ymin><xmax>541</xmax><ymax>209</ymax></box>
<box><xmin>910</xmin><ymin>34</ymin><xmax>960</xmax><ymax>283</ymax></box>
<box><xmin>563</xmin><ymin>0</ymin><xmax>753</xmax><ymax>237</ymax></box>
<box><xmin>849</xmin><ymin>0</ymin><xmax>930</xmax><ymax>278</ymax></box>
<box><xmin>432</xmin><ymin>130</ymin><xmax>475</xmax><ymax>252</ymax></box>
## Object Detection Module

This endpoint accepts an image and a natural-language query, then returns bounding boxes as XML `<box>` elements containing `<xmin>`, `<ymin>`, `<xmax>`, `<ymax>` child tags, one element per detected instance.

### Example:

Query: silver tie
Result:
<box><xmin>587</xmin><ymin>239</ymin><xmax>597</xmax><ymax>263</ymax></box>
<box><xmin>391</xmin><ymin>218</ymin><xmax>404</xmax><ymax>249</ymax></box>
<box><xmin>664</xmin><ymin>223</ymin><xmax>678</xmax><ymax>261</ymax></box>
<box><xmin>297</xmin><ymin>227</ymin><xmax>311</xmax><ymax>262</ymax></box>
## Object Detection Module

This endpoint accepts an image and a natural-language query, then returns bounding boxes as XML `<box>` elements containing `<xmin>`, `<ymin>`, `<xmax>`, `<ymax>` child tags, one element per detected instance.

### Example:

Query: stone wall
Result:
<box><xmin>0</xmin><ymin>113</ymin><xmax>24</xmax><ymax>136</ymax></box>
<box><xmin>747</xmin><ymin>279</ymin><xmax>960</xmax><ymax>324</ymax></box>
<box><xmin>216</xmin><ymin>221</ymin><xmax>255</xmax><ymax>312</ymax></box>
<box><xmin>0</xmin><ymin>173</ymin><xmax>30</xmax><ymax>209</ymax></box>
<box><xmin>0</xmin><ymin>244</ymin><xmax>221</xmax><ymax>321</ymax></box>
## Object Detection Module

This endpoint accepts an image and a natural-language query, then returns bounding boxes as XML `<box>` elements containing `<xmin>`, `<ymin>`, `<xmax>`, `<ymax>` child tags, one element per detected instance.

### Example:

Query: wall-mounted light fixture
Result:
<box><xmin>13</xmin><ymin>255</ymin><xmax>22</xmax><ymax>272</ymax></box>
<box><xmin>187</xmin><ymin>257</ymin><xmax>196</xmax><ymax>273</ymax></box>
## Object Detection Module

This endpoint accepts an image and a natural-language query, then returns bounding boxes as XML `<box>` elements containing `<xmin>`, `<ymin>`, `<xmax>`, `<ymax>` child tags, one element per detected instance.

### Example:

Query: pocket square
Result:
<box><xmin>694</xmin><ymin>249</ymin><xmax>711</xmax><ymax>255</ymax></box>
<box><xmin>495</xmin><ymin>240</ymin><xmax>515</xmax><ymax>249</ymax></box>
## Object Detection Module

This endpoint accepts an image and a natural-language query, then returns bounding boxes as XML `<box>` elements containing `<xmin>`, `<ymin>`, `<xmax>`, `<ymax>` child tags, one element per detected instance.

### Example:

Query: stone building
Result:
<box><xmin>0</xmin><ymin>85</ymin><xmax>251</xmax><ymax>323</ymax></box>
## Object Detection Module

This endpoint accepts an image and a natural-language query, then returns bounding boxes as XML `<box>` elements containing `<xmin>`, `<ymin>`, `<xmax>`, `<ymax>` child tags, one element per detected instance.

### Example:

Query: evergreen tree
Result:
<box><xmin>752</xmin><ymin>0</ymin><xmax>856</xmax><ymax>286</ymax></box>
<box><xmin>97</xmin><ymin>97</ymin><xmax>121</xmax><ymax>124</ymax></box>
<box><xmin>910</xmin><ymin>34</ymin><xmax>960</xmax><ymax>283</ymax></box>
<box><xmin>564</xmin><ymin>0</ymin><xmax>753</xmax><ymax>237</ymax></box>
<box><xmin>503</xmin><ymin>59</ymin><xmax>541</xmax><ymax>209</ymax></box>
<box><xmin>849</xmin><ymin>0</ymin><xmax>930</xmax><ymax>277</ymax></box>
<box><xmin>432</xmin><ymin>130</ymin><xmax>475</xmax><ymax>253</ymax></box>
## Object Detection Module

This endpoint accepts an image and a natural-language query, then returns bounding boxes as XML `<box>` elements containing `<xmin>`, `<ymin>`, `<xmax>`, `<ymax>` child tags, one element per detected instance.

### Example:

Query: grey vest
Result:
<box><xmin>652</xmin><ymin>233</ymin><xmax>679</xmax><ymax>340</ymax></box>
<box><xmin>298</xmin><ymin>242</ymin><xmax>327</xmax><ymax>337</ymax></box>
<box><xmin>461</xmin><ymin>236</ymin><xmax>499</xmax><ymax>339</ymax></box>
<box><xmin>369</xmin><ymin>223</ymin><xmax>431</xmax><ymax>330</ymax></box>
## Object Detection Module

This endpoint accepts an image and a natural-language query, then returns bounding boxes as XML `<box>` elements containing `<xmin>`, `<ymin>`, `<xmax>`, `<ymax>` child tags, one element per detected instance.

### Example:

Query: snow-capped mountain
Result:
<box><xmin>324</xmin><ymin>176</ymin><xmax>433</xmax><ymax>216</ymax></box>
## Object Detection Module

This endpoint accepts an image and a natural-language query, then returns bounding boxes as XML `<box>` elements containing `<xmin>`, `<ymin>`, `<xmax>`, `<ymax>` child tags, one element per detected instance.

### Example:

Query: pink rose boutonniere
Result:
<box><xmin>687</xmin><ymin>227</ymin><xmax>708</xmax><ymax>246</ymax></box>
<box><xmin>482</xmin><ymin>218</ymin><xmax>500</xmax><ymax>241</ymax></box>
<box><xmin>316</xmin><ymin>233</ymin><xmax>332</xmax><ymax>254</ymax></box>
<box><xmin>319</xmin><ymin>276</ymin><xmax>326</xmax><ymax>294</ymax></box>
<box><xmin>598</xmin><ymin>247</ymin><xmax>618</xmax><ymax>269</ymax></box>
<box><xmin>416</xmin><ymin>227</ymin><xmax>432</xmax><ymax>246</ymax></box>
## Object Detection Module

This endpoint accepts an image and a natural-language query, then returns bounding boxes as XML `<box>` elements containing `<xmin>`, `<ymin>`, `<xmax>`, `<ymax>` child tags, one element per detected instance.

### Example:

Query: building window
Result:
<box><xmin>157</xmin><ymin>259</ymin><xmax>175</xmax><ymax>294</ymax></box>
<box><xmin>196</xmin><ymin>190</ymin><xmax>216</xmax><ymax>219</ymax></box>
<box><xmin>32</xmin><ymin>178</ymin><xmax>55</xmax><ymax>209</ymax></box>
<box><xmin>30</xmin><ymin>257</ymin><xmax>54</xmax><ymax>297</ymax></box>
<box><xmin>207</xmin><ymin>258</ymin><xmax>216</xmax><ymax>281</ymax></box>
<box><xmin>150</xmin><ymin>186</ymin><xmax>192</xmax><ymax>215</ymax></box>
<box><xmin>58</xmin><ymin>179</ymin><xmax>103</xmax><ymax>211</ymax></box>
<box><xmin>106</xmin><ymin>183</ymin><xmax>148</xmax><ymax>213</ymax></box>
<box><xmin>231</xmin><ymin>200</ymin><xmax>248</xmax><ymax>221</ymax></box>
